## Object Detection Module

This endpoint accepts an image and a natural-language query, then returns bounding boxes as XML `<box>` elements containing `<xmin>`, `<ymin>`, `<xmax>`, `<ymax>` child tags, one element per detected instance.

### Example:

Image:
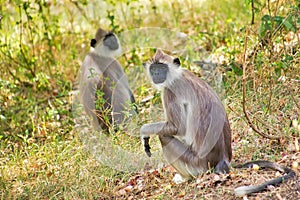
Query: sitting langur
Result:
<box><xmin>79</xmin><ymin>28</ymin><xmax>136</xmax><ymax>132</ymax></box>
<box><xmin>140</xmin><ymin>49</ymin><xmax>295</xmax><ymax>196</ymax></box>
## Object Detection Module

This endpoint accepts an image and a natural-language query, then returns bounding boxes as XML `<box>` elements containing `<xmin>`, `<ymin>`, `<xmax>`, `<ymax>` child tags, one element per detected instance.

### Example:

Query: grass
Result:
<box><xmin>0</xmin><ymin>0</ymin><xmax>299</xmax><ymax>199</ymax></box>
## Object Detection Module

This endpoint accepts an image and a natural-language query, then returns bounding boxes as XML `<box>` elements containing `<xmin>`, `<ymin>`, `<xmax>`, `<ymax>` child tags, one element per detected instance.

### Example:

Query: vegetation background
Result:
<box><xmin>0</xmin><ymin>0</ymin><xmax>299</xmax><ymax>199</ymax></box>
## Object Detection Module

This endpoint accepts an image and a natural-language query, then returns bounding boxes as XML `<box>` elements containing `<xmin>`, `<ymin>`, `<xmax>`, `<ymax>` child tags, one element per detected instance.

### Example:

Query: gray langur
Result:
<box><xmin>79</xmin><ymin>28</ymin><xmax>136</xmax><ymax>132</ymax></box>
<box><xmin>140</xmin><ymin>49</ymin><xmax>295</xmax><ymax>196</ymax></box>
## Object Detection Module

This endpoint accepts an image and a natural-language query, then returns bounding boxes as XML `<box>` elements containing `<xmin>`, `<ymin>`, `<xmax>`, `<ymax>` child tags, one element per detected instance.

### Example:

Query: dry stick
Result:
<box><xmin>247</xmin><ymin>10</ymin><xmax>292</xmax><ymax>61</ymax></box>
<box><xmin>0</xmin><ymin>48</ymin><xmax>32</xmax><ymax>85</ymax></box>
<box><xmin>242</xmin><ymin>28</ymin><xmax>282</xmax><ymax>140</ymax></box>
<box><xmin>251</xmin><ymin>0</ymin><xmax>255</xmax><ymax>25</ymax></box>
<box><xmin>286</xmin><ymin>83</ymin><xmax>300</xmax><ymax>110</ymax></box>
<box><xmin>266</xmin><ymin>78</ymin><xmax>273</xmax><ymax>115</ymax></box>
<box><xmin>18</xmin><ymin>5</ymin><xmax>35</xmax><ymax>78</ymax></box>
<box><xmin>70</xmin><ymin>0</ymin><xmax>89</xmax><ymax>22</ymax></box>
<box><xmin>3</xmin><ymin>63</ymin><xmax>23</xmax><ymax>84</ymax></box>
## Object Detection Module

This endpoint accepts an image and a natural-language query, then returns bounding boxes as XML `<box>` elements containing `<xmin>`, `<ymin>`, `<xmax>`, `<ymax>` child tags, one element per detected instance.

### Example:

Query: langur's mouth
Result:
<box><xmin>109</xmin><ymin>43</ymin><xmax>119</xmax><ymax>50</ymax></box>
<box><xmin>153</xmin><ymin>79</ymin><xmax>165</xmax><ymax>84</ymax></box>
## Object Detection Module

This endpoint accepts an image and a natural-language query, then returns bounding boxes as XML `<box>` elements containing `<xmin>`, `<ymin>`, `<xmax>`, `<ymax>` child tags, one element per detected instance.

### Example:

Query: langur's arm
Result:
<box><xmin>140</xmin><ymin>121</ymin><xmax>177</xmax><ymax>137</ymax></box>
<box><xmin>140</xmin><ymin>121</ymin><xmax>177</xmax><ymax>157</ymax></box>
<box><xmin>140</xmin><ymin>99</ymin><xmax>179</xmax><ymax>158</ymax></box>
<box><xmin>140</xmin><ymin>95</ymin><xmax>181</xmax><ymax>143</ymax></box>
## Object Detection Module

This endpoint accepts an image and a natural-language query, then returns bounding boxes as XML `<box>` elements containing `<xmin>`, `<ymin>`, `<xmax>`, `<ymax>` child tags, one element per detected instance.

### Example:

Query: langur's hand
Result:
<box><xmin>141</xmin><ymin>136</ymin><xmax>151</xmax><ymax>157</ymax></box>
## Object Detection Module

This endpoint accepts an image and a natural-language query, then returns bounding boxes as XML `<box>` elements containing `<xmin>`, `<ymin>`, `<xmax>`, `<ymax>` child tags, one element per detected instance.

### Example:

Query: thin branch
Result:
<box><xmin>70</xmin><ymin>0</ymin><xmax>89</xmax><ymax>22</ymax></box>
<box><xmin>11</xmin><ymin>93</ymin><xmax>70</xmax><ymax>114</ymax></box>
<box><xmin>251</xmin><ymin>0</ymin><xmax>255</xmax><ymax>24</ymax></box>
<box><xmin>266</xmin><ymin>78</ymin><xmax>273</xmax><ymax>114</ymax></box>
<box><xmin>0</xmin><ymin>48</ymin><xmax>34</xmax><ymax>84</ymax></box>
<box><xmin>18</xmin><ymin>4</ymin><xmax>35</xmax><ymax>78</ymax></box>
<box><xmin>286</xmin><ymin>83</ymin><xmax>300</xmax><ymax>110</ymax></box>
<box><xmin>242</xmin><ymin>28</ymin><xmax>282</xmax><ymax>140</ymax></box>
<box><xmin>4</xmin><ymin>63</ymin><xmax>23</xmax><ymax>84</ymax></box>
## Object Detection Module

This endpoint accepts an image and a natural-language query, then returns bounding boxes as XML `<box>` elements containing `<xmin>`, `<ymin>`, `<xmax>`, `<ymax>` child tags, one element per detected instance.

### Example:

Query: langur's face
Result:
<box><xmin>144</xmin><ymin>49</ymin><xmax>182</xmax><ymax>88</ymax></box>
<box><xmin>149</xmin><ymin>62</ymin><xmax>169</xmax><ymax>84</ymax></box>
<box><xmin>90</xmin><ymin>32</ymin><xmax>119</xmax><ymax>51</ymax></box>
<box><xmin>103</xmin><ymin>33</ymin><xmax>119</xmax><ymax>50</ymax></box>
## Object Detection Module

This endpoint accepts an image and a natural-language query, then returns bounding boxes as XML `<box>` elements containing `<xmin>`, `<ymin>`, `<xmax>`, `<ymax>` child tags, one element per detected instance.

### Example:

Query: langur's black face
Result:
<box><xmin>90</xmin><ymin>32</ymin><xmax>119</xmax><ymax>50</ymax></box>
<box><xmin>103</xmin><ymin>33</ymin><xmax>119</xmax><ymax>50</ymax></box>
<box><xmin>149</xmin><ymin>63</ymin><xmax>169</xmax><ymax>84</ymax></box>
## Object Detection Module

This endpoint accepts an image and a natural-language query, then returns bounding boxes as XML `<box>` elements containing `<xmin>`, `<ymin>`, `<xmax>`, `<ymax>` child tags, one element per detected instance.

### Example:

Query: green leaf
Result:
<box><xmin>259</xmin><ymin>15</ymin><xmax>272</xmax><ymax>37</ymax></box>
<box><xmin>283</xmin><ymin>16</ymin><xmax>296</xmax><ymax>32</ymax></box>
<box><xmin>273</xmin><ymin>16</ymin><xmax>284</xmax><ymax>27</ymax></box>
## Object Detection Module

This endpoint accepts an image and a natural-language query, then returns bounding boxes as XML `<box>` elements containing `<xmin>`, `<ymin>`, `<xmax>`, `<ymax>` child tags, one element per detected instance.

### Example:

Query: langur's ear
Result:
<box><xmin>90</xmin><ymin>39</ymin><xmax>97</xmax><ymax>47</ymax></box>
<box><xmin>173</xmin><ymin>58</ymin><xmax>181</xmax><ymax>67</ymax></box>
<box><xmin>142</xmin><ymin>62</ymin><xmax>147</xmax><ymax>68</ymax></box>
<box><xmin>154</xmin><ymin>48</ymin><xmax>164</xmax><ymax>58</ymax></box>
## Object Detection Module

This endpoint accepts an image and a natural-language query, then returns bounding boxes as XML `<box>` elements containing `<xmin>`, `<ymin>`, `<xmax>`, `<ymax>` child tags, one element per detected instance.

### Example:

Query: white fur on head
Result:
<box><xmin>91</xmin><ymin>31</ymin><xmax>122</xmax><ymax>58</ymax></box>
<box><xmin>145</xmin><ymin>49</ymin><xmax>182</xmax><ymax>89</ymax></box>
<box><xmin>93</xmin><ymin>42</ymin><xmax>122</xmax><ymax>58</ymax></box>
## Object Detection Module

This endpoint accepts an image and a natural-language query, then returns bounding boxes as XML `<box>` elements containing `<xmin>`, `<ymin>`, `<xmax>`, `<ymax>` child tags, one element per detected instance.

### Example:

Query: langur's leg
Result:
<box><xmin>210</xmin><ymin>129</ymin><xmax>231</xmax><ymax>174</ymax></box>
<box><xmin>215</xmin><ymin>159</ymin><xmax>230</xmax><ymax>174</ymax></box>
<box><xmin>223</xmin><ymin>120</ymin><xmax>232</xmax><ymax>161</ymax></box>
<box><xmin>159</xmin><ymin>135</ymin><xmax>207</xmax><ymax>179</ymax></box>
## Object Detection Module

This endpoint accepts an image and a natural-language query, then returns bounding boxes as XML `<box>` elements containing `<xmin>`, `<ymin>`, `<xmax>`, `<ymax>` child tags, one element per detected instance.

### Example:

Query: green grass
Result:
<box><xmin>0</xmin><ymin>0</ymin><xmax>299</xmax><ymax>199</ymax></box>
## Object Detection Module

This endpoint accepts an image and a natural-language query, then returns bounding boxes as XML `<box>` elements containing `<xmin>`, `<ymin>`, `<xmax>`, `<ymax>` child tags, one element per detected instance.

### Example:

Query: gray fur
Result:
<box><xmin>141</xmin><ymin>49</ymin><xmax>232</xmax><ymax>178</ymax></box>
<box><xmin>79</xmin><ymin>28</ymin><xmax>135</xmax><ymax>131</ymax></box>
<box><xmin>141</xmin><ymin>49</ymin><xmax>295</xmax><ymax>196</ymax></box>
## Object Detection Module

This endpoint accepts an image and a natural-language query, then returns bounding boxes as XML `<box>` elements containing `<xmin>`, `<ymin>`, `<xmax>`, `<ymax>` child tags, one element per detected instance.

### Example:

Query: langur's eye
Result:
<box><xmin>161</xmin><ymin>65</ymin><xmax>167</xmax><ymax>70</ymax></box>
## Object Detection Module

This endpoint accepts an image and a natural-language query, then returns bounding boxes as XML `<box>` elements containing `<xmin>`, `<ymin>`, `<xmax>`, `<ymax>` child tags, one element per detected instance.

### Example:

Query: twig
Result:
<box><xmin>251</xmin><ymin>0</ymin><xmax>255</xmax><ymax>24</ymax></box>
<box><xmin>266</xmin><ymin>78</ymin><xmax>273</xmax><ymax>114</ymax></box>
<box><xmin>247</xmin><ymin>10</ymin><xmax>293</xmax><ymax>61</ymax></box>
<box><xmin>18</xmin><ymin>4</ymin><xmax>36</xmax><ymax>78</ymax></box>
<box><xmin>11</xmin><ymin>93</ymin><xmax>70</xmax><ymax>114</ymax></box>
<box><xmin>286</xmin><ymin>83</ymin><xmax>300</xmax><ymax>110</ymax></box>
<box><xmin>241</xmin><ymin>28</ymin><xmax>282</xmax><ymax>140</ymax></box>
<box><xmin>0</xmin><ymin>49</ymin><xmax>34</xmax><ymax>85</ymax></box>
<box><xmin>3</xmin><ymin>62</ymin><xmax>22</xmax><ymax>83</ymax></box>
<box><xmin>70</xmin><ymin>0</ymin><xmax>89</xmax><ymax>22</ymax></box>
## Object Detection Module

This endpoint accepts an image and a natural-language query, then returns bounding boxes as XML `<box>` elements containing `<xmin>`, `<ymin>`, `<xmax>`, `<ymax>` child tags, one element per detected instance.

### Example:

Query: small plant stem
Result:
<box><xmin>242</xmin><ymin>28</ymin><xmax>282</xmax><ymax>140</ymax></box>
<box><xmin>251</xmin><ymin>0</ymin><xmax>255</xmax><ymax>24</ymax></box>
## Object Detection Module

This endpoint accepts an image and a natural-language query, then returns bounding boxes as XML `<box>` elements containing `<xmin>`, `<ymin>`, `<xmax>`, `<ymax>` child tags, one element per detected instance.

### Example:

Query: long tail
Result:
<box><xmin>233</xmin><ymin>160</ymin><xmax>296</xmax><ymax>197</ymax></box>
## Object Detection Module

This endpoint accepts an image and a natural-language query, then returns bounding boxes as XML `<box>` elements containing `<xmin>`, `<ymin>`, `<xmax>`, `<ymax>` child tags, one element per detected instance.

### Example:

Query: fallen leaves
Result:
<box><xmin>115</xmin><ymin>168</ymin><xmax>175</xmax><ymax>198</ymax></box>
<box><xmin>252</xmin><ymin>164</ymin><xmax>260</xmax><ymax>171</ymax></box>
<box><xmin>112</xmin><ymin>156</ymin><xmax>299</xmax><ymax>199</ymax></box>
<box><xmin>295</xmin><ymin>137</ymin><xmax>299</xmax><ymax>152</ymax></box>
<box><xmin>196</xmin><ymin>172</ymin><xmax>234</xmax><ymax>189</ymax></box>
<box><xmin>292</xmin><ymin>161</ymin><xmax>298</xmax><ymax>170</ymax></box>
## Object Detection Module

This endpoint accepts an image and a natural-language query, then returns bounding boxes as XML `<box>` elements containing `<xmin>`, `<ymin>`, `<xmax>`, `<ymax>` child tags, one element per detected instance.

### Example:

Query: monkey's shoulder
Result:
<box><xmin>168</xmin><ymin>70</ymin><xmax>210</xmax><ymax>91</ymax></box>
<box><xmin>182</xmin><ymin>70</ymin><xmax>208</xmax><ymax>83</ymax></box>
<box><xmin>162</xmin><ymin>69</ymin><xmax>222</xmax><ymax>110</ymax></box>
<box><xmin>183</xmin><ymin>70</ymin><xmax>219</xmax><ymax>94</ymax></box>
<box><xmin>93</xmin><ymin>52</ymin><xmax>120</xmax><ymax>63</ymax></box>
<box><xmin>84</xmin><ymin>52</ymin><xmax>124</xmax><ymax>73</ymax></box>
